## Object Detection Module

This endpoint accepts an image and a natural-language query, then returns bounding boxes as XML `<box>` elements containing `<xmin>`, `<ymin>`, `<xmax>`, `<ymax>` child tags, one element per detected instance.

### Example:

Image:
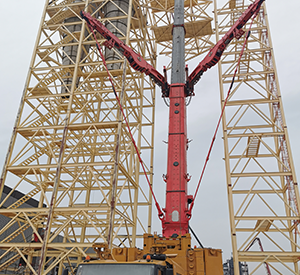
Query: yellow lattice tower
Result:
<box><xmin>0</xmin><ymin>0</ymin><xmax>217</xmax><ymax>274</ymax></box>
<box><xmin>0</xmin><ymin>0</ymin><xmax>157</xmax><ymax>274</ymax></box>
<box><xmin>215</xmin><ymin>0</ymin><xmax>300</xmax><ymax>273</ymax></box>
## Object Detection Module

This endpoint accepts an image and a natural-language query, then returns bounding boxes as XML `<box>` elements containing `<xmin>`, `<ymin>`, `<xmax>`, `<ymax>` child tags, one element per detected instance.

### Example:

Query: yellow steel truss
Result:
<box><xmin>0</xmin><ymin>0</ymin><xmax>216</xmax><ymax>274</ymax></box>
<box><xmin>0</xmin><ymin>0</ymin><xmax>157</xmax><ymax>274</ymax></box>
<box><xmin>215</xmin><ymin>0</ymin><xmax>300</xmax><ymax>273</ymax></box>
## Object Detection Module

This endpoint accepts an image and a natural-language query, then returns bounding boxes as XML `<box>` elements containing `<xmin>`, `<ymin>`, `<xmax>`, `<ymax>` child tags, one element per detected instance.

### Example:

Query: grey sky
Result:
<box><xmin>0</xmin><ymin>0</ymin><xmax>299</xmax><ymax>264</ymax></box>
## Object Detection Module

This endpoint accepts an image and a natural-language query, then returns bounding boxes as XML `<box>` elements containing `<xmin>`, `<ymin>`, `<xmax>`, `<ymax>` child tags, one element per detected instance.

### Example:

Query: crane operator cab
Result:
<box><xmin>75</xmin><ymin>242</ymin><xmax>179</xmax><ymax>275</ymax></box>
<box><xmin>76</xmin><ymin>260</ymin><xmax>173</xmax><ymax>275</ymax></box>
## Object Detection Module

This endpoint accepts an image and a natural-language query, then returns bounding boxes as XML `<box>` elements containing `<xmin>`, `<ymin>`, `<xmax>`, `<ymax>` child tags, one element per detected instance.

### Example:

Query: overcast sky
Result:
<box><xmin>0</xmin><ymin>0</ymin><xmax>299</xmax><ymax>263</ymax></box>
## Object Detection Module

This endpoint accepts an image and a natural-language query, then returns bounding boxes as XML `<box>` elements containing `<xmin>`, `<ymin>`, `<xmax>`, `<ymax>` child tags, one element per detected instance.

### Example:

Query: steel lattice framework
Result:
<box><xmin>215</xmin><ymin>0</ymin><xmax>300</xmax><ymax>274</ymax></box>
<box><xmin>0</xmin><ymin>1</ymin><xmax>215</xmax><ymax>275</ymax></box>
<box><xmin>0</xmin><ymin>0</ymin><xmax>157</xmax><ymax>274</ymax></box>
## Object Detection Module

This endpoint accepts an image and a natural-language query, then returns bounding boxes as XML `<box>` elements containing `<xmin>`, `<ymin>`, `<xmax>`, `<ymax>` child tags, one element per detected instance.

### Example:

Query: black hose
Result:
<box><xmin>189</xmin><ymin>225</ymin><xmax>204</xmax><ymax>248</ymax></box>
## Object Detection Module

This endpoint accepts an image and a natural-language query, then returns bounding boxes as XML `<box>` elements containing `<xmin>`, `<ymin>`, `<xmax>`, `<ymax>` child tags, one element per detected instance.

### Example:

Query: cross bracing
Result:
<box><xmin>0</xmin><ymin>0</ymin><xmax>157</xmax><ymax>274</ymax></box>
<box><xmin>0</xmin><ymin>0</ymin><xmax>217</xmax><ymax>273</ymax></box>
<box><xmin>215</xmin><ymin>0</ymin><xmax>300</xmax><ymax>274</ymax></box>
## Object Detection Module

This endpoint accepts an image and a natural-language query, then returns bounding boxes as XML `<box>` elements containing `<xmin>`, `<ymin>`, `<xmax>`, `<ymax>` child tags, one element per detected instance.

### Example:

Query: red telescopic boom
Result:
<box><xmin>81</xmin><ymin>0</ymin><xmax>265</xmax><ymax>237</ymax></box>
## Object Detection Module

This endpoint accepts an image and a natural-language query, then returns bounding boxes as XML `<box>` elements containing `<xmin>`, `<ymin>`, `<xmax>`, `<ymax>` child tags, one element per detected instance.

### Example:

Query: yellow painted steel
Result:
<box><xmin>214</xmin><ymin>0</ymin><xmax>300</xmax><ymax>273</ymax></box>
<box><xmin>0</xmin><ymin>1</ymin><xmax>216</xmax><ymax>274</ymax></box>
<box><xmin>91</xmin><ymin>234</ymin><xmax>223</xmax><ymax>275</ymax></box>
<box><xmin>0</xmin><ymin>0</ymin><xmax>156</xmax><ymax>274</ymax></box>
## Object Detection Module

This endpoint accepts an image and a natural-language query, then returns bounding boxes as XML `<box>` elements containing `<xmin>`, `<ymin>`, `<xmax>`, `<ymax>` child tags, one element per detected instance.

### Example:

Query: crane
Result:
<box><xmin>75</xmin><ymin>0</ymin><xmax>265</xmax><ymax>274</ymax></box>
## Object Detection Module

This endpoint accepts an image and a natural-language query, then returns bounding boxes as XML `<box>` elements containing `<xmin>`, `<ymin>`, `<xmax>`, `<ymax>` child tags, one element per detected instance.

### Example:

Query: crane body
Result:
<box><xmin>79</xmin><ymin>0</ymin><xmax>265</xmax><ymax>274</ymax></box>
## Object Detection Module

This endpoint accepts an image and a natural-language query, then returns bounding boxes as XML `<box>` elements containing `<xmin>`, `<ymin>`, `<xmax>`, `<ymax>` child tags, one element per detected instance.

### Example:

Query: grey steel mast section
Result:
<box><xmin>171</xmin><ymin>0</ymin><xmax>185</xmax><ymax>84</ymax></box>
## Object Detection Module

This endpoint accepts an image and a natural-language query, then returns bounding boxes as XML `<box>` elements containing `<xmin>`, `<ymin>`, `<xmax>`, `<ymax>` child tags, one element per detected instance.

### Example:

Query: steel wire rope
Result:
<box><xmin>185</xmin><ymin>95</ymin><xmax>192</xmax><ymax>106</ymax></box>
<box><xmin>187</xmin><ymin>10</ymin><xmax>260</xmax><ymax>218</ymax></box>
<box><xmin>163</xmin><ymin>97</ymin><xmax>170</xmax><ymax>107</ymax></box>
<box><xmin>88</xmin><ymin>24</ymin><xmax>165</xmax><ymax>220</ymax></box>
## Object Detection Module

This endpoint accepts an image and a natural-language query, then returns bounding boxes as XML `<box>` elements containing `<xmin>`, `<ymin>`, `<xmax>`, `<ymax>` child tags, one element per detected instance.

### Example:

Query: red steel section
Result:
<box><xmin>187</xmin><ymin>0</ymin><xmax>265</xmax><ymax>93</ymax></box>
<box><xmin>162</xmin><ymin>84</ymin><xmax>189</xmax><ymax>237</ymax></box>
<box><xmin>80</xmin><ymin>11</ymin><xmax>169</xmax><ymax>96</ymax></box>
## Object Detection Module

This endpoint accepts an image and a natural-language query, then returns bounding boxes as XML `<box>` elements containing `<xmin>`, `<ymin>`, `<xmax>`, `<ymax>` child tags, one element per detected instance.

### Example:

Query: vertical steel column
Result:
<box><xmin>164</xmin><ymin>83</ymin><xmax>189</xmax><ymax>237</ymax></box>
<box><xmin>171</xmin><ymin>0</ymin><xmax>185</xmax><ymax>84</ymax></box>
<box><xmin>163</xmin><ymin>0</ymin><xmax>189</xmax><ymax>237</ymax></box>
